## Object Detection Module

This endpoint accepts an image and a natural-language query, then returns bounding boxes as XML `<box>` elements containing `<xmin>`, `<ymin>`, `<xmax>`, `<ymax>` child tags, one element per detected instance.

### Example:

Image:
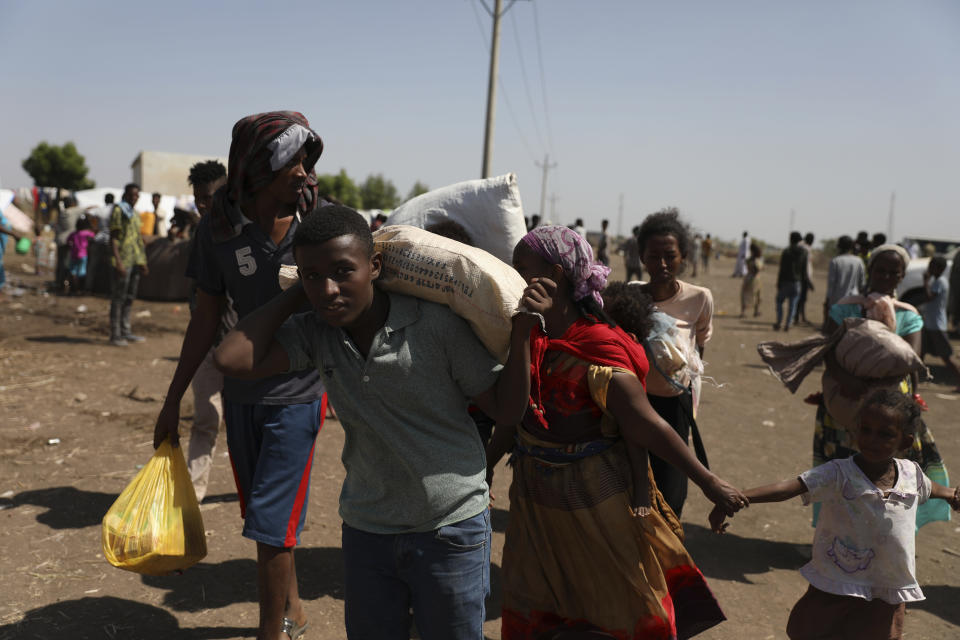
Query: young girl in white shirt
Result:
<box><xmin>710</xmin><ymin>389</ymin><xmax>960</xmax><ymax>640</ymax></box>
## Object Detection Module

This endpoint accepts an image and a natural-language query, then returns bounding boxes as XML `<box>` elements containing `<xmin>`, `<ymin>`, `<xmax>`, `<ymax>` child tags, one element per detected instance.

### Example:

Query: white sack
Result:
<box><xmin>385</xmin><ymin>173</ymin><xmax>526</xmax><ymax>264</ymax></box>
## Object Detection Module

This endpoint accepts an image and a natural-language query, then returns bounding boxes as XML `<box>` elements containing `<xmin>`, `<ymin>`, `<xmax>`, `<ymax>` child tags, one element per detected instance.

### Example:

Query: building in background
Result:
<box><xmin>131</xmin><ymin>151</ymin><xmax>228</xmax><ymax>196</ymax></box>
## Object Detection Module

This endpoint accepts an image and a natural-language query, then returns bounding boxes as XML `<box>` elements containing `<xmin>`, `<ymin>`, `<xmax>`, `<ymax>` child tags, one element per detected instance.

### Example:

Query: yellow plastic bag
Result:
<box><xmin>102</xmin><ymin>440</ymin><xmax>207</xmax><ymax>575</ymax></box>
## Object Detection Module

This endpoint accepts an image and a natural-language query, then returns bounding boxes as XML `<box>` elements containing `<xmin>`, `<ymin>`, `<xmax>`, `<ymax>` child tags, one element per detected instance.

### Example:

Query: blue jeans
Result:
<box><xmin>342</xmin><ymin>510</ymin><xmax>491</xmax><ymax>640</ymax></box>
<box><xmin>775</xmin><ymin>281</ymin><xmax>802</xmax><ymax>327</ymax></box>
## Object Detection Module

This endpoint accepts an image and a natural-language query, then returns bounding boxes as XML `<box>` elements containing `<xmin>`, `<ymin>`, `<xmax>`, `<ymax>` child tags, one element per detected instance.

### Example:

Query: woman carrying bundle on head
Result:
<box><xmin>488</xmin><ymin>225</ymin><xmax>746</xmax><ymax>640</ymax></box>
<box><xmin>813</xmin><ymin>244</ymin><xmax>951</xmax><ymax>529</ymax></box>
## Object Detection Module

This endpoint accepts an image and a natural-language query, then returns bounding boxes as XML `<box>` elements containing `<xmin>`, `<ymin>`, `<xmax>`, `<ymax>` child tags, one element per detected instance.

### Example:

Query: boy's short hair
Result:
<box><xmin>790</xmin><ymin>231</ymin><xmax>803</xmax><ymax>245</ymax></box>
<box><xmin>188</xmin><ymin>160</ymin><xmax>227</xmax><ymax>187</ymax></box>
<box><xmin>124</xmin><ymin>182</ymin><xmax>140</xmax><ymax>194</ymax></box>
<box><xmin>293</xmin><ymin>204</ymin><xmax>373</xmax><ymax>257</ymax></box>
<box><xmin>837</xmin><ymin>235</ymin><xmax>854</xmax><ymax>253</ymax></box>
<box><xmin>602</xmin><ymin>282</ymin><xmax>655</xmax><ymax>342</ymax></box>
<box><xmin>929</xmin><ymin>255</ymin><xmax>947</xmax><ymax>272</ymax></box>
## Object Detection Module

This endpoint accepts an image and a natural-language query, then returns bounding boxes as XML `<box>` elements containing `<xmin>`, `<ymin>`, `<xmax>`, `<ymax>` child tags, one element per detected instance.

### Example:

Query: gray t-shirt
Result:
<box><xmin>275</xmin><ymin>292</ymin><xmax>501</xmax><ymax>534</ymax></box>
<box><xmin>825</xmin><ymin>253</ymin><xmax>866</xmax><ymax>309</ymax></box>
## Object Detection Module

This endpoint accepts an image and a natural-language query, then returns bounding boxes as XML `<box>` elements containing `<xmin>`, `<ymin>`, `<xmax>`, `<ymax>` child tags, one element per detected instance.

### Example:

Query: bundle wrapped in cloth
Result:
<box><xmin>645</xmin><ymin>310</ymin><xmax>705</xmax><ymax>409</ymax></box>
<box><xmin>757</xmin><ymin>317</ymin><xmax>926</xmax><ymax>429</ymax></box>
<box><xmin>280</xmin><ymin>225</ymin><xmax>526</xmax><ymax>363</ymax></box>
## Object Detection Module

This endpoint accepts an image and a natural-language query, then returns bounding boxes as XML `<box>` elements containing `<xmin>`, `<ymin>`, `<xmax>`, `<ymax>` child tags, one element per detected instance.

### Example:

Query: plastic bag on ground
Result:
<box><xmin>102</xmin><ymin>440</ymin><xmax>206</xmax><ymax>575</ymax></box>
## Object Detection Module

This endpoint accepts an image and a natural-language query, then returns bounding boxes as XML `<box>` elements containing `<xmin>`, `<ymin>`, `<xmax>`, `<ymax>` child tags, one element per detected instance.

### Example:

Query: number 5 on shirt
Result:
<box><xmin>236</xmin><ymin>246</ymin><xmax>257</xmax><ymax>276</ymax></box>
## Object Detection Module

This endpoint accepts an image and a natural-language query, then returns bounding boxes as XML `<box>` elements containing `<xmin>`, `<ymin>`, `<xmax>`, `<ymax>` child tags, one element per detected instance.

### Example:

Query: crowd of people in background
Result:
<box><xmin>4</xmin><ymin>110</ymin><xmax>960</xmax><ymax>640</ymax></box>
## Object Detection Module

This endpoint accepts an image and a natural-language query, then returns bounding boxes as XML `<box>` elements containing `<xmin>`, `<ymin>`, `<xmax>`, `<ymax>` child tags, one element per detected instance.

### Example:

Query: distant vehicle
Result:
<box><xmin>898</xmin><ymin>247</ymin><xmax>957</xmax><ymax>308</ymax></box>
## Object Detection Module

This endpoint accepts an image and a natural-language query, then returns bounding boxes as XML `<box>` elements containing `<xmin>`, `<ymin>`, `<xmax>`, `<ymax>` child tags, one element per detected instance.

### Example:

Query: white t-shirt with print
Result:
<box><xmin>799</xmin><ymin>456</ymin><xmax>931</xmax><ymax>604</ymax></box>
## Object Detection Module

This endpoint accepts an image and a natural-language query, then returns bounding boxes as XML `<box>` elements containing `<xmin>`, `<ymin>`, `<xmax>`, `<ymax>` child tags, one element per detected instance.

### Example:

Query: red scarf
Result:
<box><xmin>528</xmin><ymin>317</ymin><xmax>649</xmax><ymax>429</ymax></box>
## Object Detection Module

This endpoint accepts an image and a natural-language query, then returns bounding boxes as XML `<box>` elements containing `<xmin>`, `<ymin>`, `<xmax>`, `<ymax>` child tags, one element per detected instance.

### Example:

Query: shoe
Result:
<box><xmin>110</xmin><ymin>338</ymin><xmax>129</xmax><ymax>347</ymax></box>
<box><xmin>783</xmin><ymin>324</ymin><xmax>790</xmax><ymax>332</ymax></box>
<box><xmin>281</xmin><ymin>617</ymin><xmax>308</xmax><ymax>639</ymax></box>
<box><xmin>122</xmin><ymin>334</ymin><xmax>146</xmax><ymax>343</ymax></box>
<box><xmin>772</xmin><ymin>323</ymin><xmax>781</xmax><ymax>331</ymax></box>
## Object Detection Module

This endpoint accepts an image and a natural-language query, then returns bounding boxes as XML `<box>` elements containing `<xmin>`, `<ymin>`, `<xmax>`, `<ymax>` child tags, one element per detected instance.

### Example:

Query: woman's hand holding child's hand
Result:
<box><xmin>703</xmin><ymin>474</ymin><xmax>749</xmax><ymax>517</ymax></box>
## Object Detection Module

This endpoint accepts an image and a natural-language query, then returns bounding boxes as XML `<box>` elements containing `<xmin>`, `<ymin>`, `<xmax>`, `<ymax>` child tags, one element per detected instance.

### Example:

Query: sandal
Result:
<box><xmin>282</xmin><ymin>617</ymin><xmax>308</xmax><ymax>640</ymax></box>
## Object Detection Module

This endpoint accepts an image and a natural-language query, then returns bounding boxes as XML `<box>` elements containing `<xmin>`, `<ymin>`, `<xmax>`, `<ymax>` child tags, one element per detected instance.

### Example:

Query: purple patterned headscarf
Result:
<box><xmin>521</xmin><ymin>225</ymin><xmax>611</xmax><ymax>307</ymax></box>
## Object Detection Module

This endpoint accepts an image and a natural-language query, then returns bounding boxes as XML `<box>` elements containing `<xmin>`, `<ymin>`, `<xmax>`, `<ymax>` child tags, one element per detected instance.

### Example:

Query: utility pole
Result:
<box><xmin>887</xmin><ymin>191</ymin><xmax>895</xmax><ymax>241</ymax></box>
<box><xmin>535</xmin><ymin>153</ymin><xmax>557</xmax><ymax>221</ymax></box>
<box><xmin>480</xmin><ymin>0</ymin><xmax>519</xmax><ymax>178</ymax></box>
<box><xmin>549</xmin><ymin>193</ymin><xmax>559</xmax><ymax>220</ymax></box>
<box><xmin>789</xmin><ymin>208</ymin><xmax>796</xmax><ymax>233</ymax></box>
<box><xmin>617</xmin><ymin>193</ymin><xmax>624</xmax><ymax>238</ymax></box>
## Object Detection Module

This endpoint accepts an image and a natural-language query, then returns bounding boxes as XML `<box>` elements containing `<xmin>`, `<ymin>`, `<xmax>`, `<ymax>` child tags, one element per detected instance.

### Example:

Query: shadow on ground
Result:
<box><xmin>141</xmin><ymin>547</ymin><xmax>505</xmax><ymax>621</ymax></box>
<box><xmin>3</xmin><ymin>486</ymin><xmax>117</xmax><ymax>529</ymax></box>
<box><xmin>490</xmin><ymin>506</ymin><xmax>509</xmax><ymax>533</ymax></box>
<box><xmin>25</xmin><ymin>335</ymin><xmax>98</xmax><ymax>344</ymax></box>
<box><xmin>914</xmin><ymin>584</ymin><xmax>960</xmax><ymax>626</ymax></box>
<box><xmin>0</xmin><ymin>597</ymin><xmax>254</xmax><ymax>640</ymax></box>
<box><xmin>683</xmin><ymin>523</ymin><xmax>808</xmax><ymax>583</ymax></box>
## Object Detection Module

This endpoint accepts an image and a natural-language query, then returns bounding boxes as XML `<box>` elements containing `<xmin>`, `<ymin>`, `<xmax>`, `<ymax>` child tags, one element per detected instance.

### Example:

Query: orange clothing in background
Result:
<box><xmin>138</xmin><ymin>211</ymin><xmax>156</xmax><ymax>236</ymax></box>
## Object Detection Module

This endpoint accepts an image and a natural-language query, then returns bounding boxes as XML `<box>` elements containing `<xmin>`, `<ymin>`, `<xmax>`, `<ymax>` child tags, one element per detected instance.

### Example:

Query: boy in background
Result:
<box><xmin>922</xmin><ymin>256</ymin><xmax>960</xmax><ymax>392</ymax></box>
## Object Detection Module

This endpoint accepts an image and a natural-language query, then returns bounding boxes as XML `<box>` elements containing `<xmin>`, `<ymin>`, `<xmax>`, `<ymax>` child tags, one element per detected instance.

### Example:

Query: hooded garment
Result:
<box><xmin>209</xmin><ymin>111</ymin><xmax>323</xmax><ymax>243</ymax></box>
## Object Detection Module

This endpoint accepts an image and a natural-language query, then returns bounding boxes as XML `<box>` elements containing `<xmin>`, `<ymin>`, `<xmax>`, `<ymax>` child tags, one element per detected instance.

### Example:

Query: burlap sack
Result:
<box><xmin>373</xmin><ymin>225</ymin><xmax>525</xmax><ymax>362</ymax></box>
<box><xmin>834</xmin><ymin>318</ymin><xmax>923</xmax><ymax>378</ymax></box>
<box><xmin>278</xmin><ymin>225</ymin><xmax>526</xmax><ymax>362</ymax></box>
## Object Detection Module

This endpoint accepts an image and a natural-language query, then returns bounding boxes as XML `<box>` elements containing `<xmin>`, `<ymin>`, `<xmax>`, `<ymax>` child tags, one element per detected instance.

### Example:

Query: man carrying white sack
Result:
<box><xmin>216</xmin><ymin>205</ymin><xmax>543</xmax><ymax>640</ymax></box>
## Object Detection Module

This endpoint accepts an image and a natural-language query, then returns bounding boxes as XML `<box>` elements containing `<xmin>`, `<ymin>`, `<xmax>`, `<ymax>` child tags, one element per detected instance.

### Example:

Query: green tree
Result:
<box><xmin>22</xmin><ymin>141</ymin><xmax>95</xmax><ymax>192</ymax></box>
<box><xmin>22</xmin><ymin>141</ymin><xmax>95</xmax><ymax>227</ymax></box>
<box><xmin>359</xmin><ymin>174</ymin><xmax>400</xmax><ymax>210</ymax></box>
<box><xmin>405</xmin><ymin>180</ymin><xmax>430</xmax><ymax>202</ymax></box>
<box><xmin>315</xmin><ymin>169</ymin><xmax>362</xmax><ymax>209</ymax></box>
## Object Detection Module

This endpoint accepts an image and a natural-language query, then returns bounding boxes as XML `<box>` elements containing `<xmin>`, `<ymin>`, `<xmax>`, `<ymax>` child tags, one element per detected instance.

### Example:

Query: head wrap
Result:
<box><xmin>867</xmin><ymin>244</ymin><xmax>911</xmax><ymax>272</ymax></box>
<box><xmin>520</xmin><ymin>225</ymin><xmax>610</xmax><ymax>307</ymax></box>
<box><xmin>210</xmin><ymin>111</ymin><xmax>323</xmax><ymax>242</ymax></box>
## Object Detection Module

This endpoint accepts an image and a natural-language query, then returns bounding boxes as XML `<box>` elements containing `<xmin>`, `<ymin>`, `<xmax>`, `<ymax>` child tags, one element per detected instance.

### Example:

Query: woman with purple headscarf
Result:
<box><xmin>488</xmin><ymin>225</ymin><xmax>745</xmax><ymax>639</ymax></box>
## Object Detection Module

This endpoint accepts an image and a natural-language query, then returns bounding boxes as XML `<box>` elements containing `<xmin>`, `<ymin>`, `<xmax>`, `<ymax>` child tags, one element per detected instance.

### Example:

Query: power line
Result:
<box><xmin>467</xmin><ymin>0</ymin><xmax>539</xmax><ymax>166</ymax></box>
<box><xmin>531</xmin><ymin>1</ymin><xmax>556</xmax><ymax>156</ymax></box>
<box><xmin>508</xmin><ymin>9</ymin><xmax>547</xmax><ymax>153</ymax></box>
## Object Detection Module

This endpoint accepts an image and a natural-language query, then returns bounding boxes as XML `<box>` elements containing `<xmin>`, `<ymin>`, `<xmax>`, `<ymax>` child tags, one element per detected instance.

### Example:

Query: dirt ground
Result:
<box><xmin>1</xmin><ymin>249</ymin><xmax>958</xmax><ymax>640</ymax></box>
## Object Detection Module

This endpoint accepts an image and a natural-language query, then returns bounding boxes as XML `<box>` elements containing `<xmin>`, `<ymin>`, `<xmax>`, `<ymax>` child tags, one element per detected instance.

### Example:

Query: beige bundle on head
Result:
<box><xmin>821</xmin><ymin>318</ymin><xmax>924</xmax><ymax>428</ymax></box>
<box><xmin>279</xmin><ymin>225</ymin><xmax>526</xmax><ymax>363</ymax></box>
<box><xmin>758</xmin><ymin>317</ymin><xmax>925</xmax><ymax>429</ymax></box>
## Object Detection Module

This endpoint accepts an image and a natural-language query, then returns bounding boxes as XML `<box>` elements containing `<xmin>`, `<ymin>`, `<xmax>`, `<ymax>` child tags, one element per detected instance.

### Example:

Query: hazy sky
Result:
<box><xmin>2</xmin><ymin>0</ymin><xmax>958</xmax><ymax>245</ymax></box>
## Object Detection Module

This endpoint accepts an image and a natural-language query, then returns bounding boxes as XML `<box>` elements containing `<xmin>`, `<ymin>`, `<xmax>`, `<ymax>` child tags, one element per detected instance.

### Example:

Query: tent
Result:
<box><xmin>74</xmin><ymin>188</ymin><xmax>185</xmax><ymax>237</ymax></box>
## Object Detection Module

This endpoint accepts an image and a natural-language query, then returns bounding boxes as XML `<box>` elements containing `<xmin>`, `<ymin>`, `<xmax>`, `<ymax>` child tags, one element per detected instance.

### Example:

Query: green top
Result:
<box><xmin>829</xmin><ymin>303</ymin><xmax>923</xmax><ymax>336</ymax></box>
<box><xmin>109</xmin><ymin>204</ymin><xmax>147</xmax><ymax>268</ymax></box>
<box><xmin>275</xmin><ymin>292</ymin><xmax>502</xmax><ymax>534</ymax></box>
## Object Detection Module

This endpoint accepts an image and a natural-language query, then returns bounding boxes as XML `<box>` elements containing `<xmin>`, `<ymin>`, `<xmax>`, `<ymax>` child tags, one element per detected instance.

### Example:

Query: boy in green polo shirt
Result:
<box><xmin>215</xmin><ymin>205</ymin><xmax>545</xmax><ymax>639</ymax></box>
